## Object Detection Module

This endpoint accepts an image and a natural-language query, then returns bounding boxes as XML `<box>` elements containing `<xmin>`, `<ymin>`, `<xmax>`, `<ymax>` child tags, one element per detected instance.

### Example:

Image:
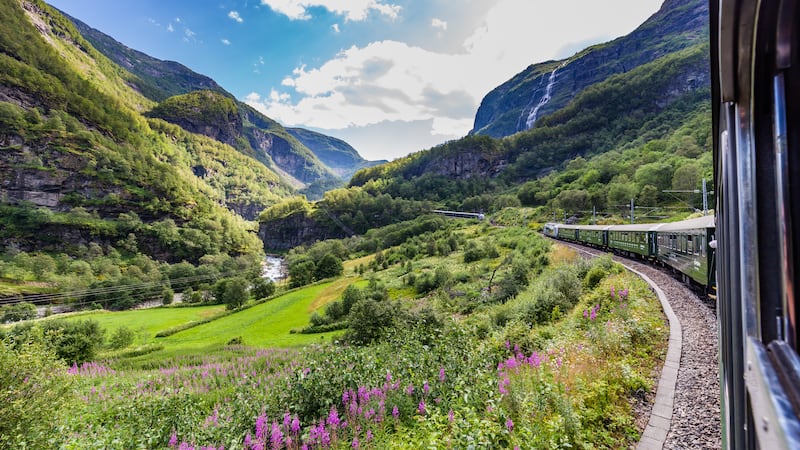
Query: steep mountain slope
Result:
<box><xmin>286</xmin><ymin>127</ymin><xmax>386</xmax><ymax>179</ymax></box>
<box><xmin>0</xmin><ymin>0</ymin><xmax>295</xmax><ymax>260</ymax></box>
<box><xmin>351</xmin><ymin>42</ymin><xmax>709</xmax><ymax>187</ymax></box>
<box><xmin>65</xmin><ymin>12</ymin><xmax>224</xmax><ymax>103</ymax></box>
<box><xmin>64</xmin><ymin>13</ymin><xmax>371</xmax><ymax>189</ymax></box>
<box><xmin>147</xmin><ymin>90</ymin><xmax>338</xmax><ymax>188</ymax></box>
<box><xmin>471</xmin><ymin>0</ymin><xmax>708</xmax><ymax>138</ymax></box>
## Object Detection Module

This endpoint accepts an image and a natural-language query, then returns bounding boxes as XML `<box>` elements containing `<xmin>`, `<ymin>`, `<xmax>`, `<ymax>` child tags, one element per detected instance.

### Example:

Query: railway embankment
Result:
<box><xmin>561</xmin><ymin>242</ymin><xmax>721</xmax><ymax>449</ymax></box>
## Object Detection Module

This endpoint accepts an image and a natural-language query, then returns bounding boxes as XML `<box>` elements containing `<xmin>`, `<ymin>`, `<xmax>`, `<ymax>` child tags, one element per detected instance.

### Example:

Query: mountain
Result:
<box><xmin>147</xmin><ymin>90</ymin><xmax>340</xmax><ymax>189</ymax></box>
<box><xmin>65</xmin><ymin>12</ymin><xmax>224</xmax><ymax>102</ymax></box>
<box><xmin>0</xmin><ymin>0</ymin><xmax>297</xmax><ymax>261</ymax></box>
<box><xmin>340</xmin><ymin>0</ymin><xmax>710</xmax><ymax>217</ymax></box>
<box><xmin>471</xmin><ymin>0</ymin><xmax>708</xmax><ymax>138</ymax></box>
<box><xmin>64</xmin><ymin>13</ymin><xmax>371</xmax><ymax>190</ymax></box>
<box><xmin>286</xmin><ymin>127</ymin><xmax>387</xmax><ymax>179</ymax></box>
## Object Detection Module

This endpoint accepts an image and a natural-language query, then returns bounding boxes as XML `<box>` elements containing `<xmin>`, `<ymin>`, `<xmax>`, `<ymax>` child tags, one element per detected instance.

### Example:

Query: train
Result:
<box><xmin>711</xmin><ymin>0</ymin><xmax>800</xmax><ymax>448</ymax></box>
<box><xmin>542</xmin><ymin>215</ymin><xmax>717</xmax><ymax>295</ymax></box>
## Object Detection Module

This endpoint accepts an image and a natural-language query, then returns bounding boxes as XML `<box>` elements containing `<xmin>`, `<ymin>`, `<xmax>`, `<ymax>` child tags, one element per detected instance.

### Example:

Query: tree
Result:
<box><xmin>638</xmin><ymin>184</ymin><xmax>659</xmax><ymax>206</ymax></box>
<box><xmin>345</xmin><ymin>299</ymin><xmax>395</xmax><ymax>345</ymax></box>
<box><xmin>215</xmin><ymin>277</ymin><xmax>250</xmax><ymax>310</ymax></box>
<box><xmin>108</xmin><ymin>326</ymin><xmax>135</xmax><ymax>350</ymax></box>
<box><xmin>289</xmin><ymin>259</ymin><xmax>316</xmax><ymax>288</ymax></box>
<box><xmin>314</xmin><ymin>253</ymin><xmax>343</xmax><ymax>280</ymax></box>
<box><xmin>251</xmin><ymin>277</ymin><xmax>276</xmax><ymax>300</ymax></box>
<box><xmin>1</xmin><ymin>302</ymin><xmax>36</xmax><ymax>323</ymax></box>
<box><xmin>672</xmin><ymin>163</ymin><xmax>701</xmax><ymax>191</ymax></box>
<box><xmin>555</xmin><ymin>189</ymin><xmax>591</xmax><ymax>213</ymax></box>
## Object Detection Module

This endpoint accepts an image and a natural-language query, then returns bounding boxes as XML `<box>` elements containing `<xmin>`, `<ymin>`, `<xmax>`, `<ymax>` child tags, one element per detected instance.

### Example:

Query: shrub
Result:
<box><xmin>345</xmin><ymin>298</ymin><xmax>396</xmax><ymax>345</ymax></box>
<box><xmin>584</xmin><ymin>265</ymin><xmax>608</xmax><ymax>290</ymax></box>
<box><xmin>0</xmin><ymin>338</ymin><xmax>73</xmax><ymax>449</ymax></box>
<box><xmin>314</xmin><ymin>253</ymin><xmax>343</xmax><ymax>280</ymax></box>
<box><xmin>251</xmin><ymin>277</ymin><xmax>276</xmax><ymax>300</ymax></box>
<box><xmin>1</xmin><ymin>302</ymin><xmax>36</xmax><ymax>323</ymax></box>
<box><xmin>108</xmin><ymin>326</ymin><xmax>135</xmax><ymax>350</ymax></box>
<box><xmin>161</xmin><ymin>288</ymin><xmax>174</xmax><ymax>305</ymax></box>
<box><xmin>37</xmin><ymin>319</ymin><xmax>105</xmax><ymax>364</ymax></box>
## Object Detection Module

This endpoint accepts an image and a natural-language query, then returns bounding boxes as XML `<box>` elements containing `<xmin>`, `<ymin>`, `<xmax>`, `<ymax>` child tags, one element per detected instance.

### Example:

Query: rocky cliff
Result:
<box><xmin>471</xmin><ymin>0</ymin><xmax>708</xmax><ymax>138</ymax></box>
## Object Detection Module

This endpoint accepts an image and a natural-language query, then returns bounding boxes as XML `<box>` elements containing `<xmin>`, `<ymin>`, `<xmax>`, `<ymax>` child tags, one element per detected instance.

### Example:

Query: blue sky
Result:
<box><xmin>48</xmin><ymin>0</ymin><xmax>663</xmax><ymax>161</ymax></box>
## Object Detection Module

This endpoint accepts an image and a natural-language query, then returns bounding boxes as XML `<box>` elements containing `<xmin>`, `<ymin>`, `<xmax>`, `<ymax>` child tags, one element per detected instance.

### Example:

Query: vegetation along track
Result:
<box><xmin>558</xmin><ymin>240</ymin><xmax>721</xmax><ymax>449</ymax></box>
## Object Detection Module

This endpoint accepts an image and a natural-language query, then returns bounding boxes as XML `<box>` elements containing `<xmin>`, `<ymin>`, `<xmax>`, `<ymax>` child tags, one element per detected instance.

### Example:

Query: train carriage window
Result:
<box><xmin>688</xmin><ymin>235</ymin><xmax>694</xmax><ymax>255</ymax></box>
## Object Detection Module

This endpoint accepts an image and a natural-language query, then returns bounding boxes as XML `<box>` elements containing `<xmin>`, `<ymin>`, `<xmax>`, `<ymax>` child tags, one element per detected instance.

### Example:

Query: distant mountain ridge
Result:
<box><xmin>471</xmin><ymin>0</ymin><xmax>708</xmax><ymax>138</ymax></box>
<box><xmin>286</xmin><ymin>127</ymin><xmax>387</xmax><ymax>179</ymax></box>
<box><xmin>63</xmin><ymin>11</ymin><xmax>375</xmax><ymax>189</ymax></box>
<box><xmin>348</xmin><ymin>0</ymin><xmax>710</xmax><ymax>191</ymax></box>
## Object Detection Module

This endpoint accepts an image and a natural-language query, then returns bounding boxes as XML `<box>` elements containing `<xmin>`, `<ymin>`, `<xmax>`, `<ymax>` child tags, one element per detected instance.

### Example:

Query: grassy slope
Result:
<box><xmin>161</xmin><ymin>282</ymin><xmax>344</xmax><ymax>348</ymax></box>
<box><xmin>60</xmin><ymin>305</ymin><xmax>225</xmax><ymax>345</ymax></box>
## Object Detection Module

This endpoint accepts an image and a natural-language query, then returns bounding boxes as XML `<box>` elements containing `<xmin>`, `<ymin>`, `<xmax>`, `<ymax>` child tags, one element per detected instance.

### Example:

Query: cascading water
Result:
<box><xmin>520</xmin><ymin>62</ymin><xmax>566</xmax><ymax>130</ymax></box>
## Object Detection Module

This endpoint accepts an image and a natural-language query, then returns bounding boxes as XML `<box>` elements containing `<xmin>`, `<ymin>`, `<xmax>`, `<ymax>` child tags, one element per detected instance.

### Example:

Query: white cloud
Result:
<box><xmin>167</xmin><ymin>23</ymin><xmax>174</xmax><ymax>32</ymax></box>
<box><xmin>331</xmin><ymin>23</ymin><xmax>340</xmax><ymax>33</ymax></box>
<box><xmin>259</xmin><ymin>0</ymin><xmax>400</xmax><ymax>21</ymax></box>
<box><xmin>247</xmin><ymin>0</ymin><xmax>663</xmax><ymax>159</ymax></box>
<box><xmin>228</xmin><ymin>10</ymin><xmax>244</xmax><ymax>23</ymax></box>
<box><xmin>431</xmin><ymin>18</ymin><xmax>447</xmax><ymax>31</ymax></box>
<box><xmin>221</xmin><ymin>38</ymin><xmax>231</xmax><ymax>45</ymax></box>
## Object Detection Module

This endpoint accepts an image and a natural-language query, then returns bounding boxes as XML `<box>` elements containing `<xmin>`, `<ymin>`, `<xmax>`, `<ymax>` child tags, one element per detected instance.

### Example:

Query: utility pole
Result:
<box><xmin>702</xmin><ymin>178</ymin><xmax>708</xmax><ymax>214</ymax></box>
<box><xmin>592</xmin><ymin>205</ymin><xmax>596</xmax><ymax>225</ymax></box>
<box><xmin>630</xmin><ymin>198</ymin><xmax>635</xmax><ymax>224</ymax></box>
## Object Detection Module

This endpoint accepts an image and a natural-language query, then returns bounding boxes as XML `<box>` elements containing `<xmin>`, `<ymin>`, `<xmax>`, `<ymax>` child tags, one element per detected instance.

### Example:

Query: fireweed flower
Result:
<box><xmin>439</xmin><ymin>367</ymin><xmax>446</xmax><ymax>382</ymax></box>
<box><xmin>270</xmin><ymin>422</ymin><xmax>283</xmax><ymax>449</ymax></box>
<box><xmin>418</xmin><ymin>401</ymin><xmax>426</xmax><ymax>415</ymax></box>
<box><xmin>448</xmin><ymin>410</ymin><xmax>455</xmax><ymax>423</ymax></box>
<box><xmin>291</xmin><ymin>416</ymin><xmax>301</xmax><ymax>434</ymax></box>
<box><xmin>506</xmin><ymin>418</ymin><xmax>514</xmax><ymax>432</ymax></box>
<box><xmin>423</xmin><ymin>381</ymin><xmax>430</xmax><ymax>394</ymax></box>
<box><xmin>328</xmin><ymin>407</ymin><xmax>341</xmax><ymax>427</ymax></box>
<box><xmin>392</xmin><ymin>405</ymin><xmax>399</xmax><ymax>419</ymax></box>
<box><xmin>405</xmin><ymin>384</ymin><xmax>414</xmax><ymax>395</ymax></box>
<box><xmin>169</xmin><ymin>432</ymin><xmax>178</xmax><ymax>448</ymax></box>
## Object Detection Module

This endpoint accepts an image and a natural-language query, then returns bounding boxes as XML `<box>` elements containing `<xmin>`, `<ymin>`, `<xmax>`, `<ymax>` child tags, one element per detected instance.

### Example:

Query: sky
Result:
<box><xmin>47</xmin><ymin>0</ymin><xmax>663</xmax><ymax>161</ymax></box>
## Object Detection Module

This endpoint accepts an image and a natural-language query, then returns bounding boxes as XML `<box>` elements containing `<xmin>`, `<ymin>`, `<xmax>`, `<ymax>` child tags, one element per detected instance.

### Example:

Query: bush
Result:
<box><xmin>251</xmin><ymin>277</ymin><xmax>276</xmax><ymax>300</ymax></box>
<box><xmin>345</xmin><ymin>298</ymin><xmax>396</xmax><ymax>345</ymax></box>
<box><xmin>1</xmin><ymin>302</ymin><xmax>36</xmax><ymax>323</ymax></box>
<box><xmin>108</xmin><ymin>326</ymin><xmax>135</xmax><ymax>350</ymax></box>
<box><xmin>161</xmin><ymin>288</ymin><xmax>174</xmax><ymax>305</ymax></box>
<box><xmin>37</xmin><ymin>319</ymin><xmax>105</xmax><ymax>364</ymax></box>
<box><xmin>214</xmin><ymin>277</ymin><xmax>250</xmax><ymax>310</ymax></box>
<box><xmin>584</xmin><ymin>265</ymin><xmax>608</xmax><ymax>290</ymax></box>
<box><xmin>0</xmin><ymin>338</ymin><xmax>73</xmax><ymax>449</ymax></box>
<box><xmin>314</xmin><ymin>253</ymin><xmax>343</xmax><ymax>280</ymax></box>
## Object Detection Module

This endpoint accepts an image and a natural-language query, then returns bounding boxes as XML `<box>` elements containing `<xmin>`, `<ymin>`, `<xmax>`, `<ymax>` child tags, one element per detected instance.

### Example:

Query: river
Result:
<box><xmin>262</xmin><ymin>255</ymin><xmax>286</xmax><ymax>281</ymax></box>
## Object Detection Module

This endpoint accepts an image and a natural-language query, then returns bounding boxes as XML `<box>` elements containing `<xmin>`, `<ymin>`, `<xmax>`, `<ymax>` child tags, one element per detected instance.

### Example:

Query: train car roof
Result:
<box><xmin>655</xmin><ymin>215</ymin><xmax>716</xmax><ymax>231</ymax></box>
<box><xmin>606</xmin><ymin>223</ymin><xmax>663</xmax><ymax>232</ymax></box>
<box><xmin>576</xmin><ymin>224</ymin><xmax>613</xmax><ymax>231</ymax></box>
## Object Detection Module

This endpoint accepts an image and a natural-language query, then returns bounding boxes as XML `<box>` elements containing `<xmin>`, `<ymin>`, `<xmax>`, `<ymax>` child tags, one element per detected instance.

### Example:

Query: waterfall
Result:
<box><xmin>521</xmin><ymin>62</ymin><xmax>566</xmax><ymax>130</ymax></box>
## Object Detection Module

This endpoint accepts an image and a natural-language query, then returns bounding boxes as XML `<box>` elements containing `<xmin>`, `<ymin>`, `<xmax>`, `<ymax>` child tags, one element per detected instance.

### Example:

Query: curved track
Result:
<box><xmin>559</xmin><ymin>241</ymin><xmax>721</xmax><ymax>449</ymax></box>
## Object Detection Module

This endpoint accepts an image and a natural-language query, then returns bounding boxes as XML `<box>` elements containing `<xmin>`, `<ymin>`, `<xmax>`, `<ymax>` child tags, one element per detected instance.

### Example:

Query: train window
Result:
<box><xmin>688</xmin><ymin>235</ymin><xmax>694</xmax><ymax>255</ymax></box>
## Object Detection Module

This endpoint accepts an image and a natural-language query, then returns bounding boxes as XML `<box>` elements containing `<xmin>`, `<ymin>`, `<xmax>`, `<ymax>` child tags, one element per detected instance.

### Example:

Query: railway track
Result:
<box><xmin>558</xmin><ymin>241</ymin><xmax>721</xmax><ymax>449</ymax></box>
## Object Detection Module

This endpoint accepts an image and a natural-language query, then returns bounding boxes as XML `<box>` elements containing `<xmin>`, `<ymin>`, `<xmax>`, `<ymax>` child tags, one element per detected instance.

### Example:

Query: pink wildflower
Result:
<box><xmin>392</xmin><ymin>405</ymin><xmax>400</xmax><ymax>419</ymax></box>
<box><xmin>169</xmin><ymin>432</ymin><xmax>178</xmax><ymax>448</ymax></box>
<box><xmin>439</xmin><ymin>367</ymin><xmax>446</xmax><ymax>382</ymax></box>
<box><xmin>418</xmin><ymin>401</ymin><xmax>427</xmax><ymax>415</ymax></box>
<box><xmin>448</xmin><ymin>410</ymin><xmax>454</xmax><ymax>423</ymax></box>
<box><xmin>506</xmin><ymin>418</ymin><xmax>514</xmax><ymax>432</ymax></box>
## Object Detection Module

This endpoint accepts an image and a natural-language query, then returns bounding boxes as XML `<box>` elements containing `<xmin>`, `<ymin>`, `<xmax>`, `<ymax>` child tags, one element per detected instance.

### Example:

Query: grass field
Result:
<box><xmin>58</xmin><ymin>305</ymin><xmax>226</xmax><ymax>345</ymax></box>
<box><xmin>54</xmin><ymin>278</ymin><xmax>361</xmax><ymax>361</ymax></box>
<box><xmin>160</xmin><ymin>281</ymin><xmax>346</xmax><ymax>349</ymax></box>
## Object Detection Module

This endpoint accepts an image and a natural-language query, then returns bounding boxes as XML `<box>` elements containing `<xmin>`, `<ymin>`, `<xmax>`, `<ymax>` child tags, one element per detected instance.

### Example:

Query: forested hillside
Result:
<box><xmin>0</xmin><ymin>0</ymin><xmax>291</xmax><ymax>262</ymax></box>
<box><xmin>66</xmin><ymin>13</ymin><xmax>372</xmax><ymax>192</ymax></box>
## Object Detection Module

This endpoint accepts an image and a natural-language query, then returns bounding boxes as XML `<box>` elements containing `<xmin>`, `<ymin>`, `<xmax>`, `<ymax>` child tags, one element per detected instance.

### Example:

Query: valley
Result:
<box><xmin>0</xmin><ymin>0</ymin><xmax>719</xmax><ymax>448</ymax></box>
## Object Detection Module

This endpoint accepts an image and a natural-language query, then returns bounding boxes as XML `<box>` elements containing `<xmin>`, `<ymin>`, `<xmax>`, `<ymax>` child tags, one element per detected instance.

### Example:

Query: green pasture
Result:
<box><xmin>161</xmin><ymin>281</ymin><xmax>344</xmax><ymax>349</ymax></box>
<box><xmin>58</xmin><ymin>305</ymin><xmax>226</xmax><ymax>345</ymax></box>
